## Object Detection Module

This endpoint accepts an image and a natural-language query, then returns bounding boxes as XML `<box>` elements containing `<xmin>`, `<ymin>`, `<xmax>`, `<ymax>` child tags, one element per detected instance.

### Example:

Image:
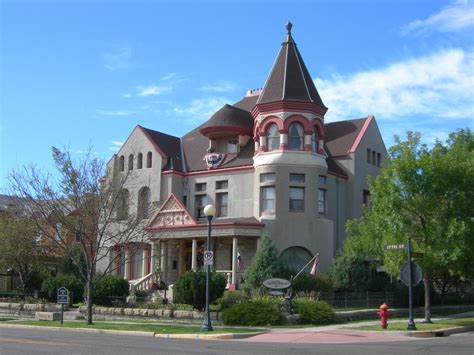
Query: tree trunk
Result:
<box><xmin>423</xmin><ymin>272</ymin><xmax>432</xmax><ymax>323</ymax></box>
<box><xmin>85</xmin><ymin>276</ymin><xmax>93</xmax><ymax>325</ymax></box>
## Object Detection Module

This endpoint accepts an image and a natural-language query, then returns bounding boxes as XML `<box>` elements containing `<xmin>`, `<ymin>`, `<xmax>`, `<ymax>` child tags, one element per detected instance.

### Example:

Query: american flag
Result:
<box><xmin>309</xmin><ymin>253</ymin><xmax>320</xmax><ymax>276</ymax></box>
<box><xmin>237</xmin><ymin>251</ymin><xmax>243</xmax><ymax>271</ymax></box>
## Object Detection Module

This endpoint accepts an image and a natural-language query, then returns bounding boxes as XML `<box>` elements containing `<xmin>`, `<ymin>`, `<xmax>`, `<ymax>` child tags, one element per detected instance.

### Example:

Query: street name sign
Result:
<box><xmin>57</xmin><ymin>287</ymin><xmax>69</xmax><ymax>305</ymax></box>
<box><xmin>400</xmin><ymin>262</ymin><xmax>422</xmax><ymax>287</ymax></box>
<box><xmin>384</xmin><ymin>243</ymin><xmax>407</xmax><ymax>250</ymax></box>
<box><xmin>203</xmin><ymin>251</ymin><xmax>214</xmax><ymax>266</ymax></box>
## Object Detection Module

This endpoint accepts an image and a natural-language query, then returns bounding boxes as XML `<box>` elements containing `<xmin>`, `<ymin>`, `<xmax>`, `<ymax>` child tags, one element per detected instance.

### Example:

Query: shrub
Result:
<box><xmin>173</xmin><ymin>271</ymin><xmax>227</xmax><ymax>310</ymax></box>
<box><xmin>284</xmin><ymin>272</ymin><xmax>337</xmax><ymax>293</ymax></box>
<box><xmin>293</xmin><ymin>298</ymin><xmax>335</xmax><ymax>324</ymax></box>
<box><xmin>242</xmin><ymin>235</ymin><xmax>284</xmax><ymax>295</ymax></box>
<box><xmin>216</xmin><ymin>291</ymin><xmax>249</xmax><ymax>311</ymax></box>
<box><xmin>92</xmin><ymin>275</ymin><xmax>129</xmax><ymax>305</ymax></box>
<box><xmin>221</xmin><ymin>298</ymin><xmax>283</xmax><ymax>326</ymax></box>
<box><xmin>41</xmin><ymin>273</ymin><xmax>84</xmax><ymax>303</ymax></box>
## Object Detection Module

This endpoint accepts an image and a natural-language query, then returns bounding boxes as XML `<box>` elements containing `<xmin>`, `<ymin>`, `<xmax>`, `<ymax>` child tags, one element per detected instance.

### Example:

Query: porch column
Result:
<box><xmin>142</xmin><ymin>246</ymin><xmax>148</xmax><ymax>277</ymax></box>
<box><xmin>160</xmin><ymin>241</ymin><xmax>167</xmax><ymax>284</ymax></box>
<box><xmin>150</xmin><ymin>242</ymin><xmax>155</xmax><ymax>279</ymax></box>
<box><xmin>125</xmin><ymin>247</ymin><xmax>132</xmax><ymax>280</ymax></box>
<box><xmin>231</xmin><ymin>237</ymin><xmax>238</xmax><ymax>289</ymax></box>
<box><xmin>191</xmin><ymin>238</ymin><xmax>198</xmax><ymax>271</ymax></box>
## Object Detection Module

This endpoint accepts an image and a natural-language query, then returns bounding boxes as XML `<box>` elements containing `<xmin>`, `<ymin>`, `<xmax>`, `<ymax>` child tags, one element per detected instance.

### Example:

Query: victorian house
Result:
<box><xmin>98</xmin><ymin>23</ymin><xmax>387</xmax><ymax>291</ymax></box>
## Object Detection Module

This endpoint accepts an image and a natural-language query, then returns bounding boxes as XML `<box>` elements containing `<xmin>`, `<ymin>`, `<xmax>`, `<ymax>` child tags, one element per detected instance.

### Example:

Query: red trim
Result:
<box><xmin>348</xmin><ymin>115</ymin><xmax>374</xmax><ymax>153</ymax></box>
<box><xmin>284</xmin><ymin>115</ymin><xmax>312</xmax><ymax>132</ymax></box>
<box><xmin>252</xmin><ymin>101</ymin><xmax>327</xmax><ymax>119</ymax></box>
<box><xmin>146</xmin><ymin>193</ymin><xmax>198</xmax><ymax>229</ymax></box>
<box><xmin>200</xmin><ymin>126</ymin><xmax>252</xmax><ymax>137</ymax></box>
<box><xmin>260</xmin><ymin>116</ymin><xmax>284</xmax><ymax>132</ymax></box>
<box><xmin>149</xmin><ymin>221</ymin><xmax>263</xmax><ymax>234</ymax></box>
<box><xmin>184</xmin><ymin>165</ymin><xmax>254</xmax><ymax>177</ymax></box>
<box><xmin>162</xmin><ymin>170</ymin><xmax>185</xmax><ymax>176</ymax></box>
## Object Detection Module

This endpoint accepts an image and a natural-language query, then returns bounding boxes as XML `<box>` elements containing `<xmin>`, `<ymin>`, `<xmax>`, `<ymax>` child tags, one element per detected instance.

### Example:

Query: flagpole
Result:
<box><xmin>293</xmin><ymin>253</ymin><xmax>319</xmax><ymax>282</ymax></box>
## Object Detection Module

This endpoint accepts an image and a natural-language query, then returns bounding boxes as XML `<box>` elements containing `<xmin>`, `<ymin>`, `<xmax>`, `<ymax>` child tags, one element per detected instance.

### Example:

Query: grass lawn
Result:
<box><xmin>11</xmin><ymin>320</ymin><xmax>262</xmax><ymax>334</ymax></box>
<box><xmin>350</xmin><ymin>317</ymin><xmax>474</xmax><ymax>331</ymax></box>
<box><xmin>0</xmin><ymin>317</ymin><xmax>17</xmax><ymax>322</ymax></box>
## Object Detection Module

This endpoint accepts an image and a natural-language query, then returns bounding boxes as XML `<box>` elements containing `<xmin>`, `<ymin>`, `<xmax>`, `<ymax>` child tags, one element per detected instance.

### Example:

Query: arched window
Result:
<box><xmin>266</xmin><ymin>124</ymin><xmax>280</xmax><ymax>151</ymax></box>
<box><xmin>288</xmin><ymin>123</ymin><xmax>304</xmax><ymax>150</ymax></box>
<box><xmin>146</xmin><ymin>152</ymin><xmax>152</xmax><ymax>168</ymax></box>
<box><xmin>279</xmin><ymin>246</ymin><xmax>313</xmax><ymax>272</ymax></box>
<box><xmin>117</xmin><ymin>189</ymin><xmax>130</xmax><ymax>220</ymax></box>
<box><xmin>137</xmin><ymin>153</ymin><xmax>143</xmax><ymax>169</ymax></box>
<box><xmin>137</xmin><ymin>187</ymin><xmax>151</xmax><ymax>219</ymax></box>
<box><xmin>119</xmin><ymin>156</ymin><xmax>125</xmax><ymax>172</ymax></box>
<box><xmin>128</xmin><ymin>154</ymin><xmax>134</xmax><ymax>170</ymax></box>
<box><xmin>311</xmin><ymin>128</ymin><xmax>319</xmax><ymax>152</ymax></box>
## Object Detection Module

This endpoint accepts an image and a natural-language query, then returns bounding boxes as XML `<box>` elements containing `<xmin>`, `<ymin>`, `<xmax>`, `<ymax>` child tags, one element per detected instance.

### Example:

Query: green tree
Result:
<box><xmin>0</xmin><ymin>206</ymin><xmax>50</xmax><ymax>293</ymax></box>
<box><xmin>334</xmin><ymin>129</ymin><xmax>474</xmax><ymax>322</ymax></box>
<box><xmin>9</xmin><ymin>146</ymin><xmax>151</xmax><ymax>324</ymax></box>
<box><xmin>242</xmin><ymin>234</ymin><xmax>284</xmax><ymax>295</ymax></box>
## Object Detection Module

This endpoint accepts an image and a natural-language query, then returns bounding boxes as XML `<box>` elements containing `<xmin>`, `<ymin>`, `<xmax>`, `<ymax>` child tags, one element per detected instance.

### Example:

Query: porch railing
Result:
<box><xmin>129</xmin><ymin>272</ymin><xmax>153</xmax><ymax>293</ymax></box>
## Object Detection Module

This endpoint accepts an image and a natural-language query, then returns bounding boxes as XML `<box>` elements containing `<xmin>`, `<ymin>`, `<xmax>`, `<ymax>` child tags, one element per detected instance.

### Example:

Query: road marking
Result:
<box><xmin>0</xmin><ymin>337</ymin><xmax>79</xmax><ymax>347</ymax></box>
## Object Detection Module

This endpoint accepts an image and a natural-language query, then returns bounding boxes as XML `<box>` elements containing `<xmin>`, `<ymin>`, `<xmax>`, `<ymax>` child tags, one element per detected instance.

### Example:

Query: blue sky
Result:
<box><xmin>1</xmin><ymin>0</ymin><xmax>473</xmax><ymax>190</ymax></box>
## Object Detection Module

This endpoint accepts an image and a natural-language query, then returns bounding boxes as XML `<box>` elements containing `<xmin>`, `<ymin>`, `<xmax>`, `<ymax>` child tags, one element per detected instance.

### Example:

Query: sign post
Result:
<box><xmin>57</xmin><ymin>286</ymin><xmax>69</xmax><ymax>325</ymax></box>
<box><xmin>406</xmin><ymin>237</ymin><xmax>417</xmax><ymax>331</ymax></box>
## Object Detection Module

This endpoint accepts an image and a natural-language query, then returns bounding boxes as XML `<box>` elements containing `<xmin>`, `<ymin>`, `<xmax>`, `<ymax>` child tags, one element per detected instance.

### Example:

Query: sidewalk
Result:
<box><xmin>1</xmin><ymin>312</ymin><xmax>472</xmax><ymax>343</ymax></box>
<box><xmin>244</xmin><ymin>312</ymin><xmax>474</xmax><ymax>344</ymax></box>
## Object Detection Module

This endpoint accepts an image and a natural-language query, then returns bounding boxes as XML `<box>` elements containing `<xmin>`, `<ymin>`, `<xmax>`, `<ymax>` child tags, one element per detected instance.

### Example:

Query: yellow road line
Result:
<box><xmin>0</xmin><ymin>337</ymin><xmax>79</xmax><ymax>347</ymax></box>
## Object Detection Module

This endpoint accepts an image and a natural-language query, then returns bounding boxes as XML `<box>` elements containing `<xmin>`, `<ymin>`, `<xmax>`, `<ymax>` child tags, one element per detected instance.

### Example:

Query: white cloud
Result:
<box><xmin>137</xmin><ymin>85</ymin><xmax>172</xmax><ymax>97</ymax></box>
<box><xmin>109</xmin><ymin>141</ymin><xmax>124</xmax><ymax>152</ymax></box>
<box><xmin>173</xmin><ymin>97</ymin><xmax>230</xmax><ymax>123</ymax></box>
<box><xmin>315</xmin><ymin>49</ymin><xmax>474</xmax><ymax>122</ymax></box>
<box><xmin>199</xmin><ymin>81</ymin><xmax>239</xmax><ymax>93</ymax></box>
<box><xmin>96</xmin><ymin>109</ymin><xmax>133</xmax><ymax>116</ymax></box>
<box><xmin>102</xmin><ymin>44</ymin><xmax>133</xmax><ymax>71</ymax></box>
<box><xmin>160</xmin><ymin>72</ymin><xmax>187</xmax><ymax>83</ymax></box>
<box><xmin>401</xmin><ymin>0</ymin><xmax>474</xmax><ymax>35</ymax></box>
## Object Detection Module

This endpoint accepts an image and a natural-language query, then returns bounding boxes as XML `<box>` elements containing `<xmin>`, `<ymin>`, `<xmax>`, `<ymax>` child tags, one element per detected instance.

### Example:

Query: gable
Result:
<box><xmin>147</xmin><ymin>194</ymin><xmax>196</xmax><ymax>229</ymax></box>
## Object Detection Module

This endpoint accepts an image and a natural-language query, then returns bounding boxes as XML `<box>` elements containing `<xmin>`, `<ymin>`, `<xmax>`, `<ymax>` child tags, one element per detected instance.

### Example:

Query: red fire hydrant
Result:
<box><xmin>378</xmin><ymin>303</ymin><xmax>389</xmax><ymax>329</ymax></box>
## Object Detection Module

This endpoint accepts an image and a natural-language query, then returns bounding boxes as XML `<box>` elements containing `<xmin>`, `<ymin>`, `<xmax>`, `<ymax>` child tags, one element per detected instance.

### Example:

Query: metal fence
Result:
<box><xmin>295</xmin><ymin>291</ymin><xmax>394</xmax><ymax>309</ymax></box>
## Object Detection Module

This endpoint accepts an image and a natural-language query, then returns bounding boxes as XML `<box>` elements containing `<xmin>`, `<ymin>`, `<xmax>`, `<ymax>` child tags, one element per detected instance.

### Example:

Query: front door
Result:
<box><xmin>183</xmin><ymin>239</ymin><xmax>205</xmax><ymax>271</ymax></box>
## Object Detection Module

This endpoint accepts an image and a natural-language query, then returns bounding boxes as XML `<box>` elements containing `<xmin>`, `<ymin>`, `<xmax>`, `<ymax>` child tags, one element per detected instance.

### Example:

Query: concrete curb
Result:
<box><xmin>405</xmin><ymin>325</ymin><xmax>474</xmax><ymax>338</ymax></box>
<box><xmin>0</xmin><ymin>323</ymin><xmax>154</xmax><ymax>337</ymax></box>
<box><xmin>0</xmin><ymin>323</ymin><xmax>264</xmax><ymax>340</ymax></box>
<box><xmin>153</xmin><ymin>332</ymin><xmax>265</xmax><ymax>340</ymax></box>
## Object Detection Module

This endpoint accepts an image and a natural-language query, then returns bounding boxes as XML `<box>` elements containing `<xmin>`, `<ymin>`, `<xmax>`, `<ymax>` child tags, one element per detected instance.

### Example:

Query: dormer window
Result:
<box><xmin>288</xmin><ymin>123</ymin><xmax>303</xmax><ymax>150</ymax></box>
<box><xmin>267</xmin><ymin>124</ymin><xmax>280</xmax><ymax>151</ymax></box>
<box><xmin>227</xmin><ymin>139</ymin><xmax>239</xmax><ymax>154</ymax></box>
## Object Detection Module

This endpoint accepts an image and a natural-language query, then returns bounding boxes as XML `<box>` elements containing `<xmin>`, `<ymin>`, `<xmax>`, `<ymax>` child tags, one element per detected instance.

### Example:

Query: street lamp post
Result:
<box><xmin>202</xmin><ymin>204</ymin><xmax>216</xmax><ymax>331</ymax></box>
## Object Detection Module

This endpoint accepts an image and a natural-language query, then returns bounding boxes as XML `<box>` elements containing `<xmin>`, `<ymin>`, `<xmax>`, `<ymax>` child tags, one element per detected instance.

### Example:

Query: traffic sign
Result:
<box><xmin>400</xmin><ymin>262</ymin><xmax>422</xmax><ymax>287</ymax></box>
<box><xmin>384</xmin><ymin>243</ymin><xmax>407</xmax><ymax>250</ymax></box>
<box><xmin>57</xmin><ymin>286</ymin><xmax>69</xmax><ymax>305</ymax></box>
<box><xmin>203</xmin><ymin>251</ymin><xmax>214</xmax><ymax>266</ymax></box>
<box><xmin>410</xmin><ymin>252</ymin><xmax>424</xmax><ymax>258</ymax></box>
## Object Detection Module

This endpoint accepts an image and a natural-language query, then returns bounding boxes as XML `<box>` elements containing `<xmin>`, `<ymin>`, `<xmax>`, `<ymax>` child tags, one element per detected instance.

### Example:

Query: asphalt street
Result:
<box><xmin>0</xmin><ymin>327</ymin><xmax>473</xmax><ymax>355</ymax></box>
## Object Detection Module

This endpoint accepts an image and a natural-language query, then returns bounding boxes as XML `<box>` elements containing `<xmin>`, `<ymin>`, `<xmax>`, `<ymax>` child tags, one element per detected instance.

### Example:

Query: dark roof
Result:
<box><xmin>199</xmin><ymin>104</ymin><xmax>254</xmax><ymax>137</ymax></box>
<box><xmin>326</xmin><ymin>158</ymin><xmax>348</xmax><ymax>178</ymax></box>
<box><xmin>140</xmin><ymin>126</ymin><xmax>183</xmax><ymax>172</ymax></box>
<box><xmin>181</xmin><ymin>123</ymin><xmax>255</xmax><ymax>172</ymax></box>
<box><xmin>233</xmin><ymin>95</ymin><xmax>259</xmax><ymax>111</ymax></box>
<box><xmin>256</xmin><ymin>23</ymin><xmax>326</xmax><ymax>108</ymax></box>
<box><xmin>324</xmin><ymin>118</ymin><xmax>367</xmax><ymax>157</ymax></box>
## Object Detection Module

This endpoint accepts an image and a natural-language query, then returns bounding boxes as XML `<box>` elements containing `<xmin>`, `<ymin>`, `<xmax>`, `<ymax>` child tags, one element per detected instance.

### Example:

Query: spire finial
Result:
<box><xmin>286</xmin><ymin>21</ymin><xmax>293</xmax><ymax>34</ymax></box>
